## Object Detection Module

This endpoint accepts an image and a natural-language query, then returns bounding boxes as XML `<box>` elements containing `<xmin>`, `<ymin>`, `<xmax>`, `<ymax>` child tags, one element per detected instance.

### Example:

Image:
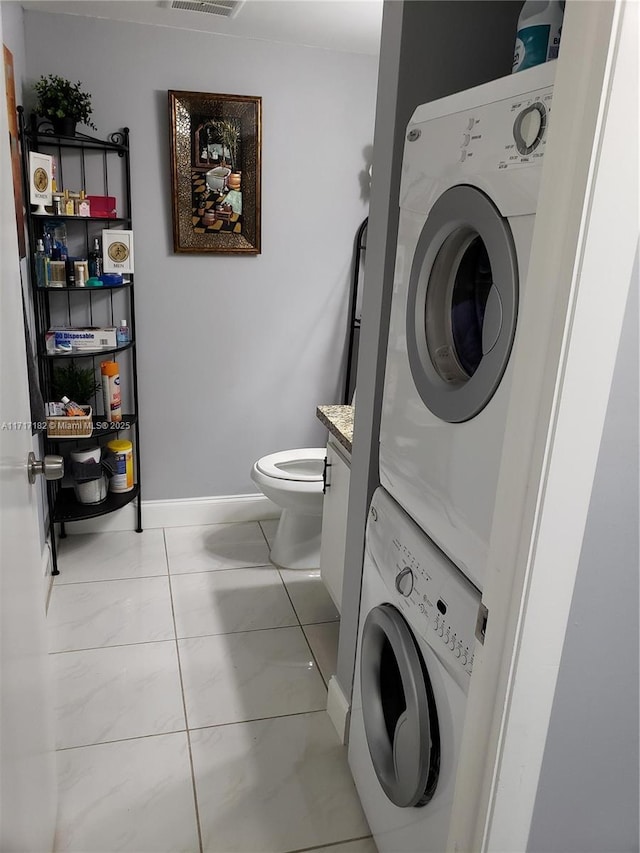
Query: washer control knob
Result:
<box><xmin>513</xmin><ymin>102</ymin><xmax>547</xmax><ymax>155</ymax></box>
<box><xmin>395</xmin><ymin>567</ymin><xmax>414</xmax><ymax>597</ymax></box>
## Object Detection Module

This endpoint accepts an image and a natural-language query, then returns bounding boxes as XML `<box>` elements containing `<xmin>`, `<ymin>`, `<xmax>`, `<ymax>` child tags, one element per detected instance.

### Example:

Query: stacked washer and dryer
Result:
<box><xmin>348</xmin><ymin>62</ymin><xmax>556</xmax><ymax>852</ymax></box>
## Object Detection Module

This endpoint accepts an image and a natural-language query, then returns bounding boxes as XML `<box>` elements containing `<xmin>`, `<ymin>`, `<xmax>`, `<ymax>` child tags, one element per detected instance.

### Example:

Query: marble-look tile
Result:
<box><xmin>303</xmin><ymin>621</ymin><xmax>341</xmax><ymax>684</ymax></box>
<box><xmin>279</xmin><ymin>568</ymin><xmax>340</xmax><ymax>625</ymax></box>
<box><xmin>179</xmin><ymin>627</ymin><xmax>326</xmax><ymax>728</ymax></box>
<box><xmin>54</xmin><ymin>732</ymin><xmax>199</xmax><ymax>852</ymax></box>
<box><xmin>170</xmin><ymin>567</ymin><xmax>297</xmax><ymax>639</ymax></box>
<box><xmin>165</xmin><ymin>522</ymin><xmax>270</xmax><ymax>574</ymax></box>
<box><xmin>52</xmin><ymin>641</ymin><xmax>185</xmax><ymax>749</ymax></box>
<box><xmin>312</xmin><ymin>839</ymin><xmax>378</xmax><ymax>853</ymax></box>
<box><xmin>55</xmin><ymin>530</ymin><xmax>168</xmax><ymax>583</ymax></box>
<box><xmin>48</xmin><ymin>577</ymin><xmax>175</xmax><ymax>652</ymax></box>
<box><xmin>190</xmin><ymin>711</ymin><xmax>370</xmax><ymax>853</ymax></box>
<box><xmin>258</xmin><ymin>518</ymin><xmax>279</xmax><ymax>548</ymax></box>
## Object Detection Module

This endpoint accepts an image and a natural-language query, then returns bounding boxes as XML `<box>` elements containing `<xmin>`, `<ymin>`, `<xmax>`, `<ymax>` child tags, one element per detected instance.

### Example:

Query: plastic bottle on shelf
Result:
<box><xmin>116</xmin><ymin>320</ymin><xmax>130</xmax><ymax>346</ymax></box>
<box><xmin>61</xmin><ymin>396</ymin><xmax>85</xmax><ymax>416</ymax></box>
<box><xmin>88</xmin><ymin>237</ymin><xmax>103</xmax><ymax>277</ymax></box>
<box><xmin>100</xmin><ymin>361</ymin><xmax>122</xmax><ymax>423</ymax></box>
<box><xmin>34</xmin><ymin>239</ymin><xmax>48</xmax><ymax>287</ymax></box>
<box><xmin>512</xmin><ymin>0</ymin><xmax>564</xmax><ymax>73</ymax></box>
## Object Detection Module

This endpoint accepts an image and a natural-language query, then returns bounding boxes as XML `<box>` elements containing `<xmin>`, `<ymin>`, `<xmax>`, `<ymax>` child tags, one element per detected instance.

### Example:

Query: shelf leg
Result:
<box><xmin>50</xmin><ymin>520</ymin><xmax>60</xmax><ymax>576</ymax></box>
<box><xmin>60</xmin><ymin>521</ymin><xmax>67</xmax><ymax>539</ymax></box>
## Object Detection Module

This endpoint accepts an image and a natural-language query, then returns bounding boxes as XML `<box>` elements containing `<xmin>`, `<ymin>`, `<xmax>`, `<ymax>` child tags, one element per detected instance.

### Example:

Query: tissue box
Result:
<box><xmin>46</xmin><ymin>327</ymin><xmax>117</xmax><ymax>353</ymax></box>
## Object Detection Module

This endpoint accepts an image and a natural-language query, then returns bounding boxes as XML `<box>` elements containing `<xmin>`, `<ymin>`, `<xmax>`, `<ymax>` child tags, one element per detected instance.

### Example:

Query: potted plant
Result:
<box><xmin>33</xmin><ymin>74</ymin><xmax>97</xmax><ymax>136</ymax></box>
<box><xmin>52</xmin><ymin>362</ymin><xmax>100</xmax><ymax>406</ymax></box>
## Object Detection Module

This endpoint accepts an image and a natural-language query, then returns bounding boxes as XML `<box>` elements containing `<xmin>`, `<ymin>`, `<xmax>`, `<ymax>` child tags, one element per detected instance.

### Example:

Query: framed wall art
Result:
<box><xmin>168</xmin><ymin>90</ymin><xmax>261</xmax><ymax>254</ymax></box>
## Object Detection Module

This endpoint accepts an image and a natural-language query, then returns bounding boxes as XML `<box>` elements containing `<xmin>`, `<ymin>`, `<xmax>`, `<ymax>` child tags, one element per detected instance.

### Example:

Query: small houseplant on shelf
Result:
<box><xmin>52</xmin><ymin>363</ymin><xmax>100</xmax><ymax>407</ymax></box>
<box><xmin>33</xmin><ymin>74</ymin><xmax>97</xmax><ymax>136</ymax></box>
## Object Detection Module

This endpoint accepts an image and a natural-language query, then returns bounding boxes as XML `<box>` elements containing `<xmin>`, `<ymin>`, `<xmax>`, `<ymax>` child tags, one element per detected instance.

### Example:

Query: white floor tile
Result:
<box><xmin>48</xmin><ymin>577</ymin><xmax>175</xmax><ymax>652</ymax></box>
<box><xmin>303</xmin><ymin>621</ymin><xmax>341</xmax><ymax>684</ymax></box>
<box><xmin>165</xmin><ymin>522</ymin><xmax>270</xmax><ymax>574</ymax></box>
<box><xmin>259</xmin><ymin>518</ymin><xmax>279</xmax><ymax>547</ymax></box>
<box><xmin>279</xmin><ymin>568</ymin><xmax>340</xmax><ymax>625</ymax></box>
<box><xmin>54</xmin><ymin>733</ymin><xmax>199</xmax><ymax>853</ymax></box>
<box><xmin>52</xmin><ymin>641</ymin><xmax>185</xmax><ymax>749</ymax></box>
<box><xmin>312</xmin><ymin>840</ymin><xmax>378</xmax><ymax>853</ymax></box>
<box><xmin>179</xmin><ymin>627</ymin><xmax>326</xmax><ymax>728</ymax></box>
<box><xmin>55</xmin><ymin>530</ymin><xmax>168</xmax><ymax>583</ymax></box>
<box><xmin>171</xmin><ymin>567</ymin><xmax>297</xmax><ymax>639</ymax></box>
<box><xmin>190</xmin><ymin>711</ymin><xmax>370</xmax><ymax>853</ymax></box>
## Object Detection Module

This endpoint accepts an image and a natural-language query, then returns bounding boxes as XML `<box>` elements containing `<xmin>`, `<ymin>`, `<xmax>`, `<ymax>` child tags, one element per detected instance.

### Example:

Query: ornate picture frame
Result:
<box><xmin>168</xmin><ymin>90</ymin><xmax>261</xmax><ymax>254</ymax></box>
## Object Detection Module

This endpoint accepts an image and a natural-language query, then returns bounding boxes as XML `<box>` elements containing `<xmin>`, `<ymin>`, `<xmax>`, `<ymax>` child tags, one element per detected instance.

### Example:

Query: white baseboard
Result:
<box><xmin>62</xmin><ymin>493</ymin><xmax>280</xmax><ymax>534</ymax></box>
<box><xmin>326</xmin><ymin>675</ymin><xmax>351</xmax><ymax>744</ymax></box>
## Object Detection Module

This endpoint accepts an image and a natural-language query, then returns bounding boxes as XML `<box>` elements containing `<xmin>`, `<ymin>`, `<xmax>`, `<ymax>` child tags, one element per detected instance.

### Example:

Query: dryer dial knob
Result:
<box><xmin>395</xmin><ymin>567</ymin><xmax>414</xmax><ymax>597</ymax></box>
<box><xmin>513</xmin><ymin>102</ymin><xmax>547</xmax><ymax>155</ymax></box>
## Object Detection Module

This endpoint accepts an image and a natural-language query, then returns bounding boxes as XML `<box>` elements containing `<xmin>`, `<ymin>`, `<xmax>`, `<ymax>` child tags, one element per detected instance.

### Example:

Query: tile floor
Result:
<box><xmin>49</xmin><ymin>520</ymin><xmax>373</xmax><ymax>853</ymax></box>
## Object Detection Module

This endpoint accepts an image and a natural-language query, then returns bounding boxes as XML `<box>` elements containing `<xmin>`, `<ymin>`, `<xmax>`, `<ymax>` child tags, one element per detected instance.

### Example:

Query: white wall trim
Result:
<box><xmin>326</xmin><ymin>675</ymin><xmax>351</xmax><ymax>744</ymax></box>
<box><xmin>448</xmin><ymin>3</ymin><xmax>638</xmax><ymax>851</ymax></box>
<box><xmin>61</xmin><ymin>493</ymin><xmax>280</xmax><ymax>534</ymax></box>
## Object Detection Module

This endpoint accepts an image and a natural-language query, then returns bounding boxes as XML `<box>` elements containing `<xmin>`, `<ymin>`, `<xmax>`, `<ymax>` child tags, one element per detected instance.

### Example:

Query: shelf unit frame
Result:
<box><xmin>18</xmin><ymin>108</ymin><xmax>143</xmax><ymax>575</ymax></box>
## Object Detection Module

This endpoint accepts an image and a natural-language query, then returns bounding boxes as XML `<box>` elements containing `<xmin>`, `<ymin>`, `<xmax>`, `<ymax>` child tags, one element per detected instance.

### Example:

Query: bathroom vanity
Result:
<box><xmin>316</xmin><ymin>405</ymin><xmax>354</xmax><ymax>613</ymax></box>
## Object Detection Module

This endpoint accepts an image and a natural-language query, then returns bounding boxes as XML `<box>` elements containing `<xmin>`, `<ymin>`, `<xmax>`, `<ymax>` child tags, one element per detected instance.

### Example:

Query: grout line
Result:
<box><xmin>55</xmin><ymin>727</ymin><xmax>188</xmax><ymax>752</ymax></box>
<box><xmin>51</xmin><ymin>572</ymin><xmax>169</xmax><ymax>586</ymax></box>
<box><xmin>50</xmin><ymin>637</ymin><xmax>177</xmax><ymax>655</ymax></box>
<box><xmin>164</xmin><ymin>527</ymin><xmax>204</xmax><ymax>853</ymax></box>
<box><xmin>277</xmin><ymin>568</ymin><xmax>304</xmax><ymax>627</ymax></box>
<box><xmin>188</xmin><ymin>707</ymin><xmax>329</xmax><ymax>733</ymax></box>
<box><xmin>285</xmin><ymin>836</ymin><xmax>374</xmax><ymax>853</ymax></box>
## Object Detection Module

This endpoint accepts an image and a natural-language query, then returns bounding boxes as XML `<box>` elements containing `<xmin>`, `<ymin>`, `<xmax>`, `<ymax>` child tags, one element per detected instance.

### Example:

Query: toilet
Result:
<box><xmin>251</xmin><ymin>448</ymin><xmax>326</xmax><ymax>570</ymax></box>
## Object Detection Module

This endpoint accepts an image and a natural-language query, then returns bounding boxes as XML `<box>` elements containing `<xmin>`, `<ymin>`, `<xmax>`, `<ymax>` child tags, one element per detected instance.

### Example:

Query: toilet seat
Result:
<box><xmin>256</xmin><ymin>448</ymin><xmax>325</xmax><ymax>482</ymax></box>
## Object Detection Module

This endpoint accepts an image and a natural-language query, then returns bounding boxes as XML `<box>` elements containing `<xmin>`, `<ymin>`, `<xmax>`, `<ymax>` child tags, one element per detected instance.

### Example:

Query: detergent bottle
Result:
<box><xmin>513</xmin><ymin>1</ymin><xmax>564</xmax><ymax>73</ymax></box>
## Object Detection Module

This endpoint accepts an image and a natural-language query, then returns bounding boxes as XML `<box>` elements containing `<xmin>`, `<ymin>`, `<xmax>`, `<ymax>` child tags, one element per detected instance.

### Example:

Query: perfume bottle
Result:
<box><xmin>88</xmin><ymin>237</ymin><xmax>103</xmax><ymax>277</ymax></box>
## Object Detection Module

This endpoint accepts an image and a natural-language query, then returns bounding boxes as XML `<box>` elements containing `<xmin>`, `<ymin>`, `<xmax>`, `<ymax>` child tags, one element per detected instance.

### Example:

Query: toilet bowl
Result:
<box><xmin>251</xmin><ymin>448</ymin><xmax>326</xmax><ymax>570</ymax></box>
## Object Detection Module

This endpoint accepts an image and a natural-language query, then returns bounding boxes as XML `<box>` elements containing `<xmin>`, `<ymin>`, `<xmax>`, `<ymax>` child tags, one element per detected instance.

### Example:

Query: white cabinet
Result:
<box><xmin>319</xmin><ymin>437</ymin><xmax>351</xmax><ymax>613</ymax></box>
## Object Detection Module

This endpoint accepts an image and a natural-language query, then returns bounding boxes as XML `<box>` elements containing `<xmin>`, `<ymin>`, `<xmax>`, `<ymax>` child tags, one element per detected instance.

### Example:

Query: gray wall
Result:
<box><xmin>528</xmin><ymin>249</ymin><xmax>640</xmax><ymax>853</ymax></box>
<box><xmin>23</xmin><ymin>9</ymin><xmax>379</xmax><ymax>499</ymax></box>
<box><xmin>337</xmin><ymin>0</ymin><xmax>522</xmax><ymax>702</ymax></box>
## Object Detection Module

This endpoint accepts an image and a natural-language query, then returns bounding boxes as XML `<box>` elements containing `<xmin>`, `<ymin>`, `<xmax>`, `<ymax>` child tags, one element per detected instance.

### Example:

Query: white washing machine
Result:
<box><xmin>348</xmin><ymin>487</ymin><xmax>481</xmax><ymax>853</ymax></box>
<box><xmin>379</xmin><ymin>62</ymin><xmax>556</xmax><ymax>590</ymax></box>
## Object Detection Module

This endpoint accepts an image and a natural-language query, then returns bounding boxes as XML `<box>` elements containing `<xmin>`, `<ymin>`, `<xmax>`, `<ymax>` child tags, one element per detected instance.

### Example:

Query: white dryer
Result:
<box><xmin>380</xmin><ymin>63</ymin><xmax>556</xmax><ymax>590</ymax></box>
<box><xmin>348</xmin><ymin>487</ymin><xmax>481</xmax><ymax>853</ymax></box>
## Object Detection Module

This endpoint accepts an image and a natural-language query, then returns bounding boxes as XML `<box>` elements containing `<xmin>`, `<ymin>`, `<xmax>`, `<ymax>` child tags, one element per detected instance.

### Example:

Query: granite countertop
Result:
<box><xmin>316</xmin><ymin>404</ymin><xmax>354</xmax><ymax>455</ymax></box>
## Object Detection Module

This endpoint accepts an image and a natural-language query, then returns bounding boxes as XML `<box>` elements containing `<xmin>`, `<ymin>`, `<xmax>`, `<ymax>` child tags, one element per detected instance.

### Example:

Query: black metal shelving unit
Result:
<box><xmin>18</xmin><ymin>108</ymin><xmax>143</xmax><ymax>575</ymax></box>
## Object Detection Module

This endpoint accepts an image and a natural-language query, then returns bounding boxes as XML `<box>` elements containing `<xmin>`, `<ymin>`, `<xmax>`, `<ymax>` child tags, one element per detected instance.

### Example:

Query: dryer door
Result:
<box><xmin>406</xmin><ymin>185</ymin><xmax>519</xmax><ymax>423</ymax></box>
<box><xmin>361</xmin><ymin>603</ymin><xmax>440</xmax><ymax>808</ymax></box>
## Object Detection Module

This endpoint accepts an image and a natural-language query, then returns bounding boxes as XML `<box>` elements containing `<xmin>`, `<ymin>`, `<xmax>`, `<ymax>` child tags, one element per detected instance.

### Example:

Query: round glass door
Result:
<box><xmin>360</xmin><ymin>604</ymin><xmax>440</xmax><ymax>808</ymax></box>
<box><xmin>406</xmin><ymin>185</ymin><xmax>519</xmax><ymax>423</ymax></box>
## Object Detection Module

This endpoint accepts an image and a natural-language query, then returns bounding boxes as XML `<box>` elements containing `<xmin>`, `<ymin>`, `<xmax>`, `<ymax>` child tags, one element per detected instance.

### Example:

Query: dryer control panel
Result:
<box><xmin>367</xmin><ymin>488</ymin><xmax>482</xmax><ymax>685</ymax></box>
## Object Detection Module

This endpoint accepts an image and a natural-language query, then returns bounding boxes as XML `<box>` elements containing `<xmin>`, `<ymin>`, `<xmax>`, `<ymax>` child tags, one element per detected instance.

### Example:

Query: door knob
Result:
<box><xmin>27</xmin><ymin>452</ymin><xmax>64</xmax><ymax>485</ymax></box>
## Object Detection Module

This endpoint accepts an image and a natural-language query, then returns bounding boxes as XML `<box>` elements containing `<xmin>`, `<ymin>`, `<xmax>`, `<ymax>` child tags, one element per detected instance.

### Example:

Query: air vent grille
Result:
<box><xmin>170</xmin><ymin>0</ymin><xmax>243</xmax><ymax>18</ymax></box>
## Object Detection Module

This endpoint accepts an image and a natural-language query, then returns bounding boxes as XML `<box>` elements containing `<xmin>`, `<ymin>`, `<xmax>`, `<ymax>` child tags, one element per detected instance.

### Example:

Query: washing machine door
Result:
<box><xmin>406</xmin><ymin>184</ymin><xmax>519</xmax><ymax>423</ymax></box>
<box><xmin>361</xmin><ymin>603</ymin><xmax>440</xmax><ymax>808</ymax></box>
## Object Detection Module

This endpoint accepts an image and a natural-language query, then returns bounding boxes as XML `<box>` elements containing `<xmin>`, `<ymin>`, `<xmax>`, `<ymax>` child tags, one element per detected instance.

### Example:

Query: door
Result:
<box><xmin>0</xmin><ymin>16</ymin><xmax>57</xmax><ymax>850</ymax></box>
<box><xmin>360</xmin><ymin>603</ymin><xmax>440</xmax><ymax>808</ymax></box>
<box><xmin>405</xmin><ymin>185</ymin><xmax>519</xmax><ymax>423</ymax></box>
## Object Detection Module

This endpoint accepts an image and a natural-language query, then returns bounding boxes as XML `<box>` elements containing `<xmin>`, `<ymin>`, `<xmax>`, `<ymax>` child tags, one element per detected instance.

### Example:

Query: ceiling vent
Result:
<box><xmin>168</xmin><ymin>0</ymin><xmax>244</xmax><ymax>18</ymax></box>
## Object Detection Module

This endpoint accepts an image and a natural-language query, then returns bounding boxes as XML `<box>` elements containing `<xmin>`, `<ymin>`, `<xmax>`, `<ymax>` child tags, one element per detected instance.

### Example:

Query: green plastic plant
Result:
<box><xmin>52</xmin><ymin>362</ymin><xmax>100</xmax><ymax>405</ymax></box>
<box><xmin>33</xmin><ymin>74</ymin><xmax>97</xmax><ymax>130</ymax></box>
